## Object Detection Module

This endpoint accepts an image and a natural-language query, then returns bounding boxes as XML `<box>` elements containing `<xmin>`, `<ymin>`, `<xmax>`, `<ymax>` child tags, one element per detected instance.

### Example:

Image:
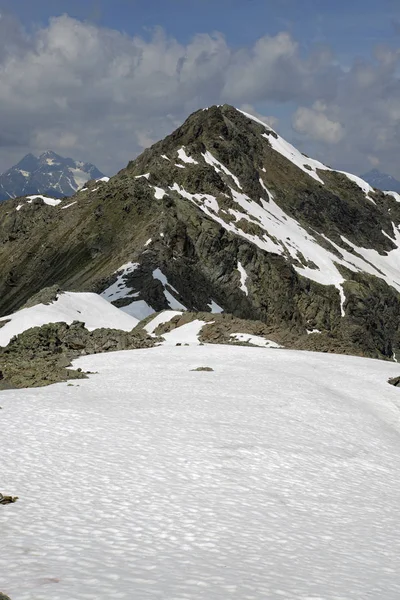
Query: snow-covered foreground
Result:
<box><xmin>2</xmin><ymin>345</ymin><xmax>400</xmax><ymax>599</ymax></box>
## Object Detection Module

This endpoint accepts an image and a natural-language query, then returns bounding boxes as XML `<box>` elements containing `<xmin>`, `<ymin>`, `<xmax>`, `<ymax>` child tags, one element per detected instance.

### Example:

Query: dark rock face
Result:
<box><xmin>0</xmin><ymin>150</ymin><xmax>104</xmax><ymax>201</ymax></box>
<box><xmin>388</xmin><ymin>376</ymin><xmax>400</xmax><ymax>387</ymax></box>
<box><xmin>1</xmin><ymin>105</ymin><xmax>400</xmax><ymax>359</ymax></box>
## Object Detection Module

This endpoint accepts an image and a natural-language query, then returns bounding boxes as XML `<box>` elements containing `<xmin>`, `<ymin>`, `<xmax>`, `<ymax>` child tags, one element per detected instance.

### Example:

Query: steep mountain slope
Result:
<box><xmin>0</xmin><ymin>151</ymin><xmax>105</xmax><ymax>200</ymax></box>
<box><xmin>1</xmin><ymin>105</ymin><xmax>400</xmax><ymax>358</ymax></box>
<box><xmin>362</xmin><ymin>168</ymin><xmax>400</xmax><ymax>193</ymax></box>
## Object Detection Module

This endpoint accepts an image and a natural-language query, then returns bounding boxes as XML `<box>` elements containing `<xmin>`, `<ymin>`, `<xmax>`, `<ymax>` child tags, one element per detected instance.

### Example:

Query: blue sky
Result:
<box><xmin>0</xmin><ymin>0</ymin><xmax>399</xmax><ymax>176</ymax></box>
<box><xmin>6</xmin><ymin>0</ymin><xmax>400</xmax><ymax>57</ymax></box>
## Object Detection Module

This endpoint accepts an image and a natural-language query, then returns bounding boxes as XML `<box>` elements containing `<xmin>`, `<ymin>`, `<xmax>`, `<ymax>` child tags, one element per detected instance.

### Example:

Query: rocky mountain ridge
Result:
<box><xmin>0</xmin><ymin>150</ymin><xmax>105</xmax><ymax>201</ymax></box>
<box><xmin>1</xmin><ymin>105</ymin><xmax>400</xmax><ymax>359</ymax></box>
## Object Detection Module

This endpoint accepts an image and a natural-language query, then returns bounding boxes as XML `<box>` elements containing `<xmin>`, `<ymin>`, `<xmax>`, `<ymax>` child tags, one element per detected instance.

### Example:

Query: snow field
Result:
<box><xmin>1</xmin><ymin>346</ymin><xmax>400</xmax><ymax>599</ymax></box>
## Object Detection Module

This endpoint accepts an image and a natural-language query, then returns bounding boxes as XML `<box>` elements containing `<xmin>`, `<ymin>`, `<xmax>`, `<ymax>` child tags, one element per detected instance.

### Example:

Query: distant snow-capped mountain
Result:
<box><xmin>362</xmin><ymin>169</ymin><xmax>400</xmax><ymax>193</ymax></box>
<box><xmin>0</xmin><ymin>150</ymin><xmax>105</xmax><ymax>201</ymax></box>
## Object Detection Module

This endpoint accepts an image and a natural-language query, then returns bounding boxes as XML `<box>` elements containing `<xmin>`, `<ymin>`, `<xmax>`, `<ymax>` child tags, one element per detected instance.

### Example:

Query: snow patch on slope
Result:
<box><xmin>161</xmin><ymin>319</ymin><xmax>209</xmax><ymax>345</ymax></box>
<box><xmin>153</xmin><ymin>268</ymin><xmax>187</xmax><ymax>310</ymax></box>
<box><xmin>239</xmin><ymin>108</ymin><xmax>330</xmax><ymax>184</ymax></box>
<box><xmin>144</xmin><ymin>311</ymin><xmax>184</xmax><ymax>336</ymax></box>
<box><xmin>240</xmin><ymin>108</ymin><xmax>378</xmax><ymax>205</ymax></box>
<box><xmin>385</xmin><ymin>191</ymin><xmax>400</xmax><ymax>203</ymax></box>
<box><xmin>208</xmin><ymin>300</ymin><xmax>224</xmax><ymax>313</ymax></box>
<box><xmin>120</xmin><ymin>300</ymin><xmax>155</xmax><ymax>320</ymax></box>
<box><xmin>230</xmin><ymin>333</ymin><xmax>282</xmax><ymax>348</ymax></box>
<box><xmin>153</xmin><ymin>186</ymin><xmax>166</xmax><ymax>199</ymax></box>
<box><xmin>171</xmin><ymin>183</ymin><xmax>220</xmax><ymax>213</ymax></box>
<box><xmin>262</xmin><ymin>133</ymin><xmax>329</xmax><ymax>184</ymax></box>
<box><xmin>100</xmin><ymin>262</ymin><xmax>156</xmax><ymax>321</ymax></box>
<box><xmin>101</xmin><ymin>262</ymin><xmax>139</xmax><ymax>303</ymax></box>
<box><xmin>338</xmin><ymin>171</ymin><xmax>376</xmax><ymax>203</ymax></box>
<box><xmin>61</xmin><ymin>201</ymin><xmax>77</xmax><ymax>210</ymax></box>
<box><xmin>173</xmin><ymin>174</ymin><xmax>400</xmax><ymax>302</ymax></box>
<box><xmin>177</xmin><ymin>147</ymin><xmax>198</xmax><ymax>164</ymax></box>
<box><xmin>237</xmin><ymin>262</ymin><xmax>249</xmax><ymax>295</ymax></box>
<box><xmin>238</xmin><ymin>108</ymin><xmax>275</xmax><ymax>131</ymax></box>
<box><xmin>202</xmin><ymin>151</ymin><xmax>242</xmax><ymax>189</ymax></box>
<box><xmin>0</xmin><ymin>292</ymin><xmax>138</xmax><ymax>347</ymax></box>
<box><xmin>70</xmin><ymin>168</ymin><xmax>92</xmax><ymax>191</ymax></box>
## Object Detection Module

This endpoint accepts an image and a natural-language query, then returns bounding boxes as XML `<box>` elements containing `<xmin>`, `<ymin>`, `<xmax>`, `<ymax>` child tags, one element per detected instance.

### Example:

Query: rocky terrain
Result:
<box><xmin>0</xmin><ymin>320</ymin><xmax>155</xmax><ymax>389</ymax></box>
<box><xmin>1</xmin><ymin>105</ymin><xmax>400</xmax><ymax>361</ymax></box>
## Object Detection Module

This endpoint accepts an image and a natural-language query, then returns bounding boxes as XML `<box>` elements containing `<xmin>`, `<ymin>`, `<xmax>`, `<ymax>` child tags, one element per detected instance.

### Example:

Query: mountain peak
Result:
<box><xmin>15</xmin><ymin>153</ymin><xmax>40</xmax><ymax>172</ymax></box>
<box><xmin>0</xmin><ymin>151</ymin><xmax>105</xmax><ymax>201</ymax></box>
<box><xmin>361</xmin><ymin>168</ymin><xmax>400</xmax><ymax>193</ymax></box>
<box><xmin>2</xmin><ymin>105</ymin><xmax>400</xmax><ymax>360</ymax></box>
<box><xmin>38</xmin><ymin>150</ymin><xmax>65</xmax><ymax>166</ymax></box>
<box><xmin>39</xmin><ymin>149</ymin><xmax>63</xmax><ymax>159</ymax></box>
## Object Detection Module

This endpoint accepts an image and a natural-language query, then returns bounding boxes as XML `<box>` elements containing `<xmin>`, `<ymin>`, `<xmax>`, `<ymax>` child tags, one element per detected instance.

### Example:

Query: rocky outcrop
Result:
<box><xmin>388</xmin><ymin>375</ymin><xmax>400</xmax><ymax>388</ymax></box>
<box><xmin>139</xmin><ymin>311</ymin><xmax>366</xmax><ymax>357</ymax></box>
<box><xmin>0</xmin><ymin>494</ymin><xmax>18</xmax><ymax>505</ymax></box>
<box><xmin>0</xmin><ymin>321</ymin><xmax>156</xmax><ymax>389</ymax></box>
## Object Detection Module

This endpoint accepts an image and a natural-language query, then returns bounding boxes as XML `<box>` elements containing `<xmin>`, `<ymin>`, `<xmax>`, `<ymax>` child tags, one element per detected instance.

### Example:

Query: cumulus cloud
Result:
<box><xmin>0</xmin><ymin>15</ymin><xmax>339</xmax><ymax>174</ymax></box>
<box><xmin>0</xmin><ymin>16</ymin><xmax>231</xmax><ymax>172</ymax></box>
<box><xmin>293</xmin><ymin>47</ymin><xmax>400</xmax><ymax>175</ymax></box>
<box><xmin>292</xmin><ymin>102</ymin><xmax>344</xmax><ymax>144</ymax></box>
<box><xmin>0</xmin><ymin>13</ymin><xmax>399</xmax><ymax>178</ymax></box>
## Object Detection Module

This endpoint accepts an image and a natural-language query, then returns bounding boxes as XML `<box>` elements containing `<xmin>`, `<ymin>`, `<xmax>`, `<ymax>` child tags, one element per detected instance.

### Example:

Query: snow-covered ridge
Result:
<box><xmin>385</xmin><ymin>190</ymin><xmax>400</xmax><ymax>203</ymax></box>
<box><xmin>16</xmin><ymin>195</ymin><xmax>61</xmax><ymax>210</ymax></box>
<box><xmin>0</xmin><ymin>292</ymin><xmax>139</xmax><ymax>347</ymax></box>
<box><xmin>239</xmin><ymin>107</ymin><xmax>377</xmax><ymax>200</ymax></box>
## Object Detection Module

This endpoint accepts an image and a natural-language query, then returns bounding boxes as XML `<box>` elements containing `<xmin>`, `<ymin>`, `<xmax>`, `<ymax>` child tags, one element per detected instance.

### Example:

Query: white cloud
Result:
<box><xmin>239</xmin><ymin>104</ymin><xmax>279</xmax><ymax>130</ymax></box>
<box><xmin>0</xmin><ymin>14</ymin><xmax>399</xmax><ymax>178</ymax></box>
<box><xmin>292</xmin><ymin>103</ymin><xmax>345</xmax><ymax>144</ymax></box>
